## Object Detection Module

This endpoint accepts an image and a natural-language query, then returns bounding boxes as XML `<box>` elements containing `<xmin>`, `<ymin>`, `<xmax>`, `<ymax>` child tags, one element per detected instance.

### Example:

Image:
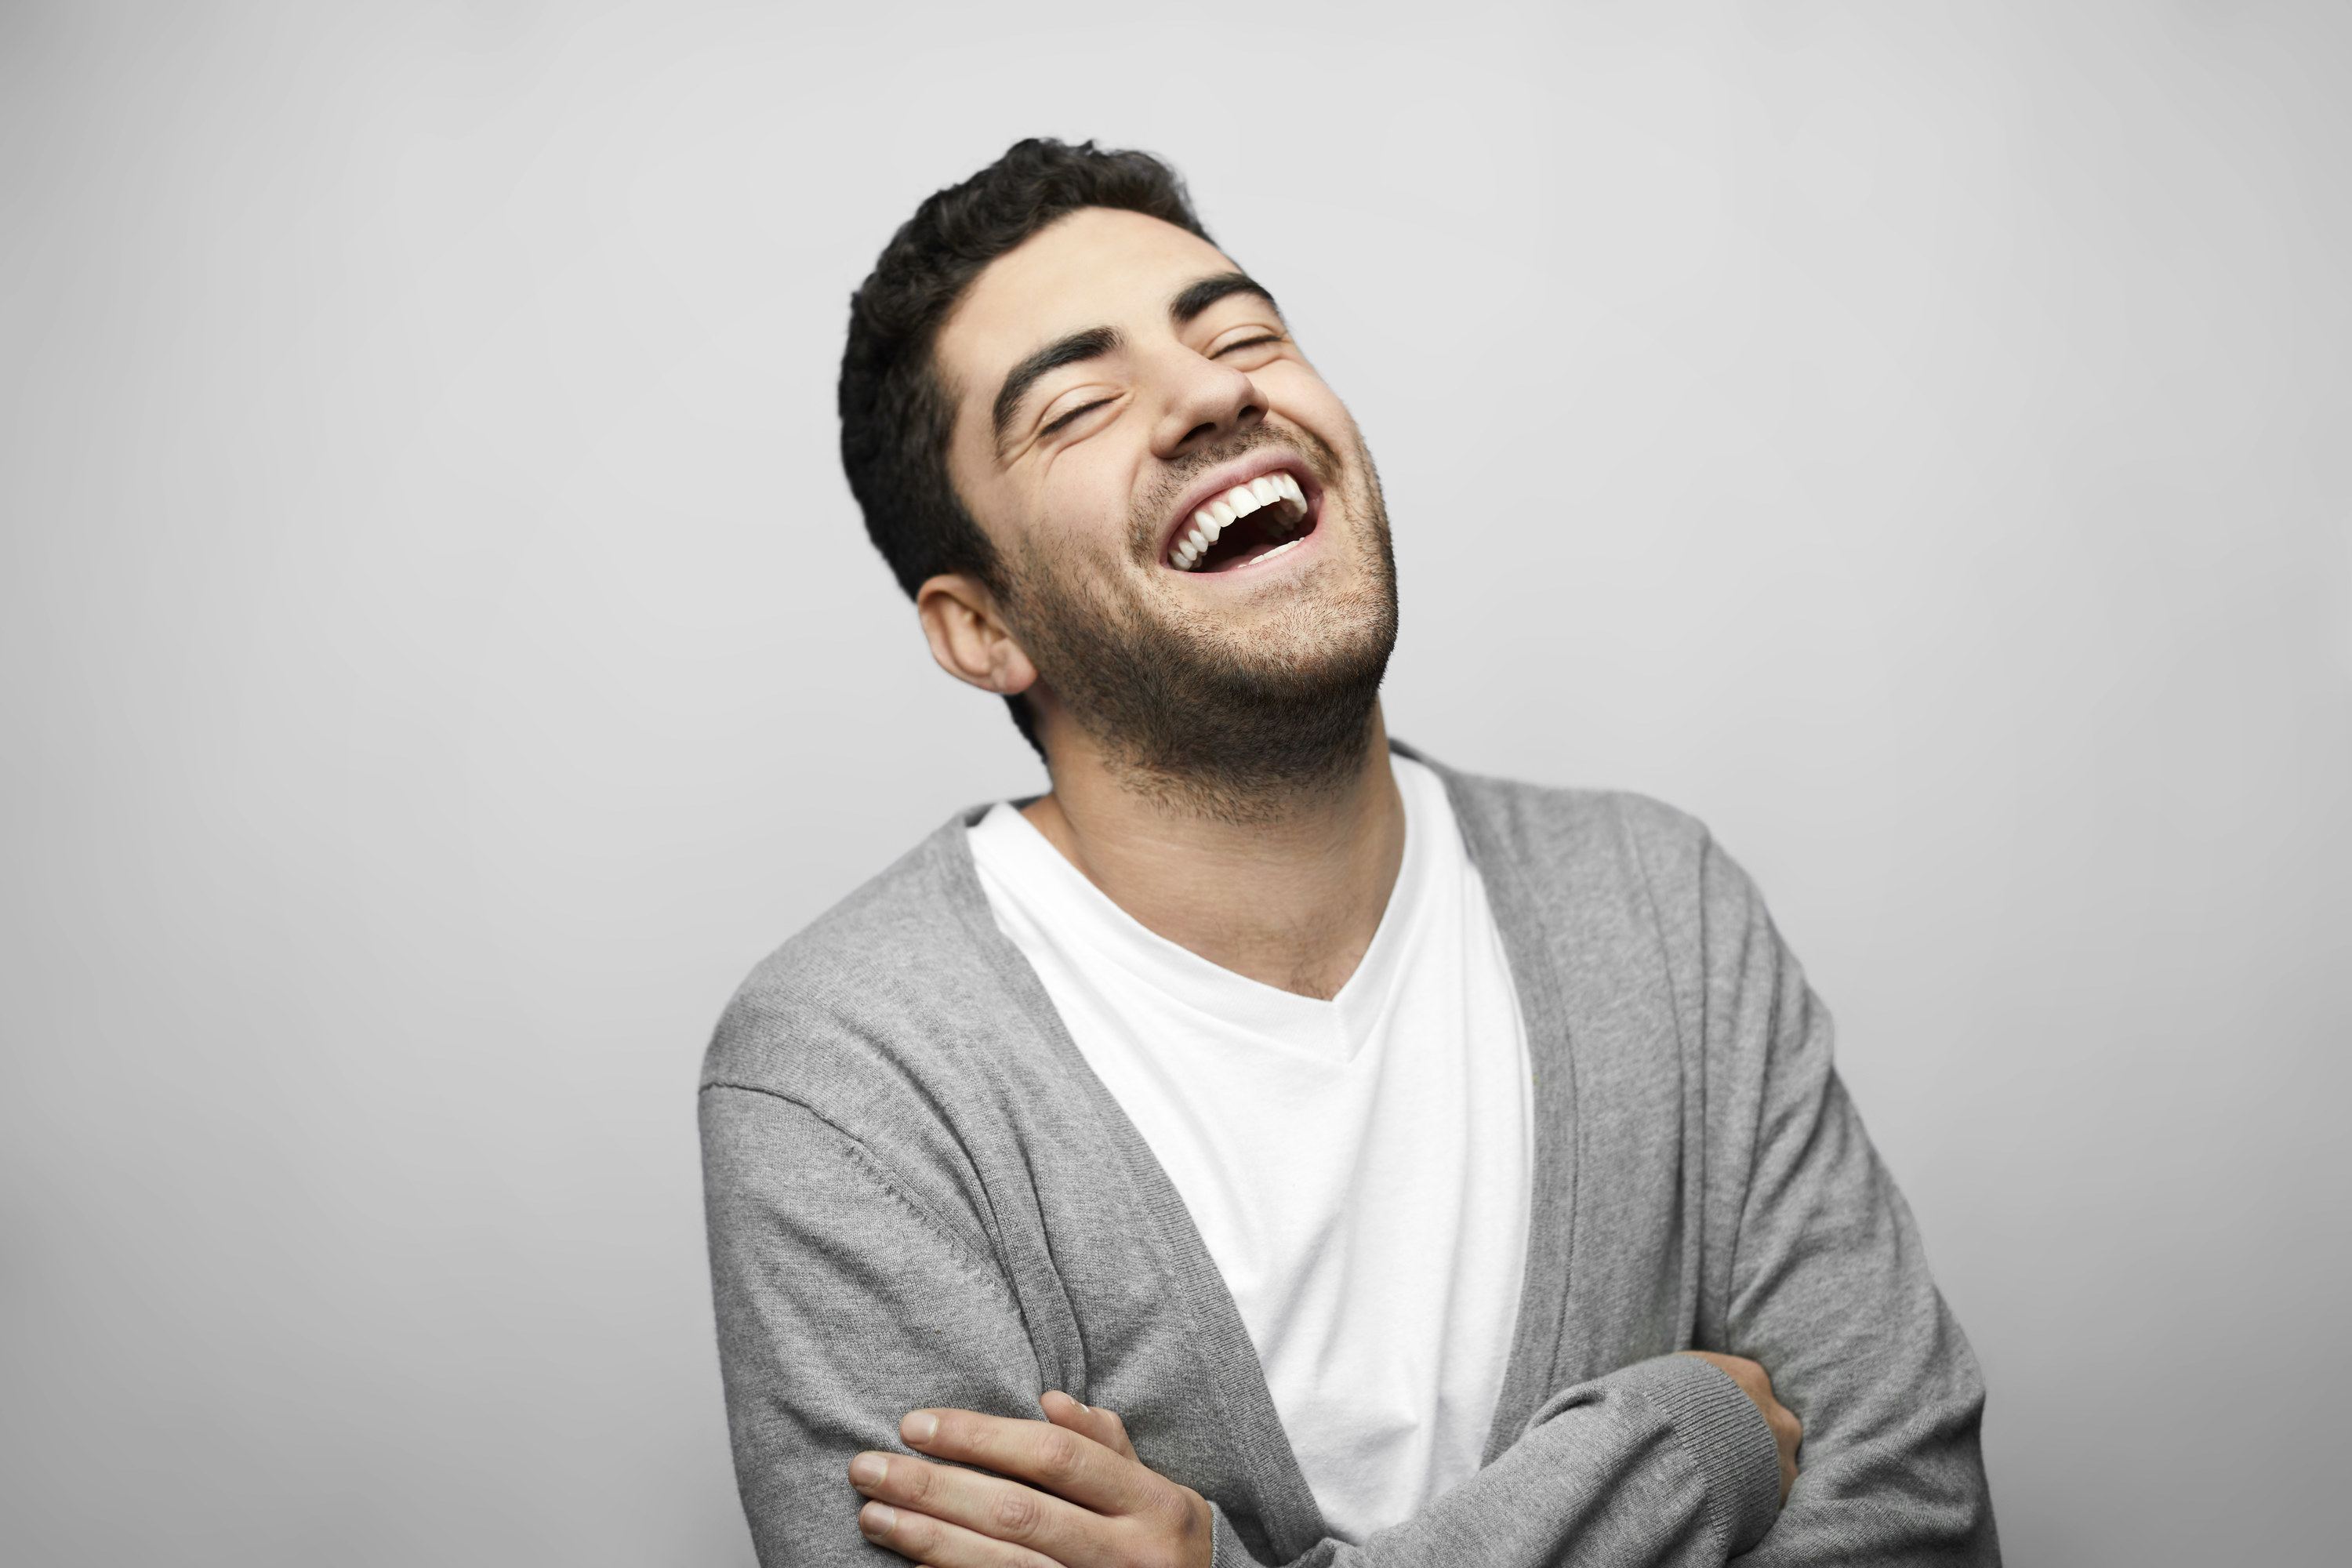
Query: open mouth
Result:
<box><xmin>1166</xmin><ymin>471</ymin><xmax>1316</xmax><ymax>573</ymax></box>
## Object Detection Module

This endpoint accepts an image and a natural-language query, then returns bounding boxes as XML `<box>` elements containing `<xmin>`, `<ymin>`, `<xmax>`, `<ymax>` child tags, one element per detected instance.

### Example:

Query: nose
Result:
<box><xmin>1146</xmin><ymin>341</ymin><xmax>1265</xmax><ymax>458</ymax></box>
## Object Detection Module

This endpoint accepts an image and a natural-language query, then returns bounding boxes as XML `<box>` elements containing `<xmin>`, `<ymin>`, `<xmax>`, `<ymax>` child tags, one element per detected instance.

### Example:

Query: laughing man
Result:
<box><xmin>700</xmin><ymin>140</ymin><xmax>1998</xmax><ymax>1567</ymax></box>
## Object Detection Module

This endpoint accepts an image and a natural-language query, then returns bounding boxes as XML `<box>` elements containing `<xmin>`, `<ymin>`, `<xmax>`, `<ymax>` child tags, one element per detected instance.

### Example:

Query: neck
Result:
<box><xmin>1019</xmin><ymin>702</ymin><xmax>1405</xmax><ymax>1000</ymax></box>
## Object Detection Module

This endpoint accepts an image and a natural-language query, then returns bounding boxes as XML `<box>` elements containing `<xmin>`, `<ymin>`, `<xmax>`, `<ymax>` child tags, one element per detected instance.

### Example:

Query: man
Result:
<box><xmin>701</xmin><ymin>139</ymin><xmax>1996</xmax><ymax>1566</ymax></box>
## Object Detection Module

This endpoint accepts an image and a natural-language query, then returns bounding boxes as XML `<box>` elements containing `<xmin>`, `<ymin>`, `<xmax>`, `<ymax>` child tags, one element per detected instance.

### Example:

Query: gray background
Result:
<box><xmin>3</xmin><ymin>2</ymin><xmax>2346</xmax><ymax>1563</ymax></box>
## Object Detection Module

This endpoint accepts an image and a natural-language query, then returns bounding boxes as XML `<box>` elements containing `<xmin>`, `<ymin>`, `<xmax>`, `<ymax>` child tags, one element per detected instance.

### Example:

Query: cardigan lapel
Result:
<box><xmin>930</xmin><ymin>810</ymin><xmax>1333</xmax><ymax>1560</ymax></box>
<box><xmin>1394</xmin><ymin>744</ymin><xmax>1584</xmax><ymax>1465</ymax></box>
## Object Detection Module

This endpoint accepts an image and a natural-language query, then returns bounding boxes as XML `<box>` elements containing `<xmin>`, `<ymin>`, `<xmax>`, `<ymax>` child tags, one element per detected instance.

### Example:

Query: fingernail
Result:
<box><xmin>859</xmin><ymin>1502</ymin><xmax>897</xmax><ymax>1537</ymax></box>
<box><xmin>849</xmin><ymin>1452</ymin><xmax>887</xmax><ymax>1487</ymax></box>
<box><xmin>902</xmin><ymin>1411</ymin><xmax>938</xmax><ymax>1446</ymax></box>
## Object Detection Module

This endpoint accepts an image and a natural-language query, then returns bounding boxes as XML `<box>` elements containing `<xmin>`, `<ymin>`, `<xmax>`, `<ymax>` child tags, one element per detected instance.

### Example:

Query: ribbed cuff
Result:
<box><xmin>1617</xmin><ymin>1352</ymin><xmax>1783</xmax><ymax>1555</ymax></box>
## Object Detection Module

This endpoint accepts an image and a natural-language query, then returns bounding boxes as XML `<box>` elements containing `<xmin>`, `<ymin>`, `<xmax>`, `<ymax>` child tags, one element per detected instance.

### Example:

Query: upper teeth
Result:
<box><xmin>1172</xmin><ymin>472</ymin><xmax>1310</xmax><ymax>568</ymax></box>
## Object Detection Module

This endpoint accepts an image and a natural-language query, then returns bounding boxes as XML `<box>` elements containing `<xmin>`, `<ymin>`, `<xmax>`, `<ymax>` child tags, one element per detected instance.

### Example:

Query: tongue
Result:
<box><xmin>1207</xmin><ymin>533</ymin><xmax>1281</xmax><ymax>572</ymax></box>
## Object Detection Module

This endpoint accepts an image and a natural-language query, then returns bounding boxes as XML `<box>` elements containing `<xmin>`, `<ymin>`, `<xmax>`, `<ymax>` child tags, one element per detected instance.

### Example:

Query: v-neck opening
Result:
<box><xmin>968</xmin><ymin>763</ymin><xmax>1432</xmax><ymax>1052</ymax></box>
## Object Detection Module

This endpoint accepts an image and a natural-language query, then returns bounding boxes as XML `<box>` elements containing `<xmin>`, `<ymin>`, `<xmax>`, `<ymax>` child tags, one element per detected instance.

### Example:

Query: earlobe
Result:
<box><xmin>993</xmin><ymin>641</ymin><xmax>1040</xmax><ymax>696</ymax></box>
<box><xmin>916</xmin><ymin>574</ymin><xmax>1038</xmax><ymax>696</ymax></box>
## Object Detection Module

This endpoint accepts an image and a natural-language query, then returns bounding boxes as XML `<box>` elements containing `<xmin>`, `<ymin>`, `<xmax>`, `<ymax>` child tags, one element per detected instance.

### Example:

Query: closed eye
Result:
<box><xmin>1213</xmin><ymin>334</ymin><xmax>1286</xmax><ymax>358</ymax></box>
<box><xmin>1040</xmin><ymin>397</ymin><xmax>1114</xmax><ymax>437</ymax></box>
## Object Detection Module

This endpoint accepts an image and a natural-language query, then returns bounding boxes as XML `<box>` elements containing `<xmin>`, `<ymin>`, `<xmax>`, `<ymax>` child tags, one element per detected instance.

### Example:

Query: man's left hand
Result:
<box><xmin>849</xmin><ymin>1390</ymin><xmax>1214</xmax><ymax>1567</ymax></box>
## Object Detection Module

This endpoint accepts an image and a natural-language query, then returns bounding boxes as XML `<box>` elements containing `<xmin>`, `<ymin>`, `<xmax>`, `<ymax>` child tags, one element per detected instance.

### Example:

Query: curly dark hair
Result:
<box><xmin>837</xmin><ymin>138</ymin><xmax>1213</xmax><ymax>755</ymax></box>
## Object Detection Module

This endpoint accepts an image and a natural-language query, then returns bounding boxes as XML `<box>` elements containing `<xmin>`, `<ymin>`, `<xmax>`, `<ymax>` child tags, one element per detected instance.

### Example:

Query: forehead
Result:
<box><xmin>936</xmin><ymin>208</ymin><xmax>1239</xmax><ymax>388</ymax></box>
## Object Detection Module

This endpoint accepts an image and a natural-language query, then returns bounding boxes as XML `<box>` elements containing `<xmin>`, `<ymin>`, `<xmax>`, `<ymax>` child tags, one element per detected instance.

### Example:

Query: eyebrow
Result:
<box><xmin>1170</xmin><ymin>270</ymin><xmax>1280</xmax><ymax>325</ymax></box>
<box><xmin>987</xmin><ymin>273</ymin><xmax>1285</xmax><ymax>449</ymax></box>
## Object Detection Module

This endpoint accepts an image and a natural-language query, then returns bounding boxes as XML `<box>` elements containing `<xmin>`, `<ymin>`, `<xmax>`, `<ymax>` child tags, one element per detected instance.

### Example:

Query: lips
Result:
<box><xmin>1163</xmin><ymin>467</ymin><xmax>1316</xmax><ymax>573</ymax></box>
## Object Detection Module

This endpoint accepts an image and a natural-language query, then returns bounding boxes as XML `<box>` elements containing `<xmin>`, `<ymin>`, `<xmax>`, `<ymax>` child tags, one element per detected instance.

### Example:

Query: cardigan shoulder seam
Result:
<box><xmin>702</xmin><ymin>1079</ymin><xmax>1017</xmax><ymax>1305</ymax></box>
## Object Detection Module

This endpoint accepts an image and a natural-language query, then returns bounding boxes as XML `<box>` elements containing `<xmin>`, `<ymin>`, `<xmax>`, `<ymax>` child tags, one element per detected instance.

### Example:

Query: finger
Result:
<box><xmin>1091</xmin><ymin>1409</ymin><xmax>1137</xmax><ymax>1465</ymax></box>
<box><xmin>858</xmin><ymin>1500</ymin><xmax>1057</xmax><ymax>1568</ymax></box>
<box><xmin>903</xmin><ymin>1408</ymin><xmax>1142</xmax><ymax>1515</ymax></box>
<box><xmin>1039</xmin><ymin>1392</ymin><xmax>1138</xmax><ymax>1463</ymax></box>
<box><xmin>851</xmin><ymin>1449</ymin><xmax>1096</xmax><ymax>1559</ymax></box>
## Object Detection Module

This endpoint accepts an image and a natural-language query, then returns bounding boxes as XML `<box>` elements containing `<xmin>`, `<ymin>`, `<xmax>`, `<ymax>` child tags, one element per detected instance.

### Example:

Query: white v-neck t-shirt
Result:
<box><xmin>967</xmin><ymin>755</ymin><xmax>1532</xmax><ymax>1541</ymax></box>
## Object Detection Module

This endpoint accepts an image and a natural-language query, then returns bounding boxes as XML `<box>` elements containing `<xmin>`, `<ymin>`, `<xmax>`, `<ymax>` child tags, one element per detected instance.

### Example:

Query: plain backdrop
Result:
<box><xmin>3</xmin><ymin>2</ymin><xmax>2347</xmax><ymax>1563</ymax></box>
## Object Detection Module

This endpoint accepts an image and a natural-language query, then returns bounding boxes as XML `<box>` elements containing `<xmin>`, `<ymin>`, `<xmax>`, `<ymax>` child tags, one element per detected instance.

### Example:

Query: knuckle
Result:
<box><xmin>1034</xmin><ymin>1430</ymin><xmax>1086</xmax><ymax>1486</ymax></box>
<box><xmin>989</xmin><ymin>1483</ymin><xmax>1044</xmax><ymax>1537</ymax></box>
<box><xmin>1149</xmin><ymin>1487</ymin><xmax>1207</xmax><ymax>1555</ymax></box>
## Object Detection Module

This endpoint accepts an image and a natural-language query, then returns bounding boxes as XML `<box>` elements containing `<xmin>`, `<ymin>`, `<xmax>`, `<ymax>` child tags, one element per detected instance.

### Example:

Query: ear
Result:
<box><xmin>915</xmin><ymin>572</ymin><xmax>1040</xmax><ymax>696</ymax></box>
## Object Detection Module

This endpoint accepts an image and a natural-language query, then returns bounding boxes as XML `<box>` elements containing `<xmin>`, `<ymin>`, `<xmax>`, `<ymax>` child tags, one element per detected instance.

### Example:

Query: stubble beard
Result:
<box><xmin>1000</xmin><ymin>426</ymin><xmax>1400</xmax><ymax>826</ymax></box>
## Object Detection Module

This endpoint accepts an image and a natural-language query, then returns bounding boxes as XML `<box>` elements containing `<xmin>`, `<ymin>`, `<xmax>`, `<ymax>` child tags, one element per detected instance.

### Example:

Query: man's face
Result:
<box><xmin>932</xmin><ymin>206</ymin><xmax>1396</xmax><ymax>804</ymax></box>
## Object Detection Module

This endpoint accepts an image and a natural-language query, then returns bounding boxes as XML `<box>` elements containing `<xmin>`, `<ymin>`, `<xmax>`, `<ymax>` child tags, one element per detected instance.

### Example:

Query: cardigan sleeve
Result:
<box><xmin>701</xmin><ymin>1083</ymin><xmax>1047</xmax><ymax>1567</ymax></box>
<box><xmin>1693</xmin><ymin>837</ymin><xmax>2000</xmax><ymax>1564</ymax></box>
<box><xmin>1213</xmin><ymin>1350</ymin><xmax>1783</xmax><ymax>1567</ymax></box>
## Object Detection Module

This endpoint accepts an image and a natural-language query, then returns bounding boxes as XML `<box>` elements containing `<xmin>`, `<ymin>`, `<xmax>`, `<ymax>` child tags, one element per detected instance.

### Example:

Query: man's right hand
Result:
<box><xmin>1680</xmin><ymin>1352</ymin><xmax>1801</xmax><ymax>1505</ymax></box>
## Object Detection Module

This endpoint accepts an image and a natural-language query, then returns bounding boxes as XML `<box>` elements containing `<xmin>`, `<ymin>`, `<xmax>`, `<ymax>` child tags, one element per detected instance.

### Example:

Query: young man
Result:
<box><xmin>701</xmin><ymin>140</ymin><xmax>1997</xmax><ymax>1567</ymax></box>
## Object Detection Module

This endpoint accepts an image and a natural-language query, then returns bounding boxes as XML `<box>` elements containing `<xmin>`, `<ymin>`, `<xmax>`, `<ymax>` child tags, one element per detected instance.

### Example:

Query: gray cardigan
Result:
<box><xmin>700</xmin><ymin>750</ymin><xmax>1998</xmax><ymax>1565</ymax></box>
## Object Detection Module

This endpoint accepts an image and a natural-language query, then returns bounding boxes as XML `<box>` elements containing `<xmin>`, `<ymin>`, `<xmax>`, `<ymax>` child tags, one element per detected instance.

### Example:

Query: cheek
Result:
<box><xmin>945</xmin><ymin>429</ymin><xmax>1027</xmax><ymax>554</ymax></box>
<box><xmin>1262</xmin><ymin>368</ymin><xmax>1360</xmax><ymax>445</ymax></box>
<box><xmin>1036</xmin><ymin>452</ymin><xmax>1144</xmax><ymax>555</ymax></box>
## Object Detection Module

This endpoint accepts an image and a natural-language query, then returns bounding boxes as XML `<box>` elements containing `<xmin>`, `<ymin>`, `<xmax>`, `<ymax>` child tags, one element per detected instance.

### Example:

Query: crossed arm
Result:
<box><xmin>703</xmin><ymin>1082</ymin><xmax>1805</xmax><ymax>1568</ymax></box>
<box><xmin>849</xmin><ymin>1368</ymin><xmax>1802</xmax><ymax>1568</ymax></box>
<box><xmin>705</xmin><ymin>1031</ymin><xmax>1987</xmax><ymax>1565</ymax></box>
